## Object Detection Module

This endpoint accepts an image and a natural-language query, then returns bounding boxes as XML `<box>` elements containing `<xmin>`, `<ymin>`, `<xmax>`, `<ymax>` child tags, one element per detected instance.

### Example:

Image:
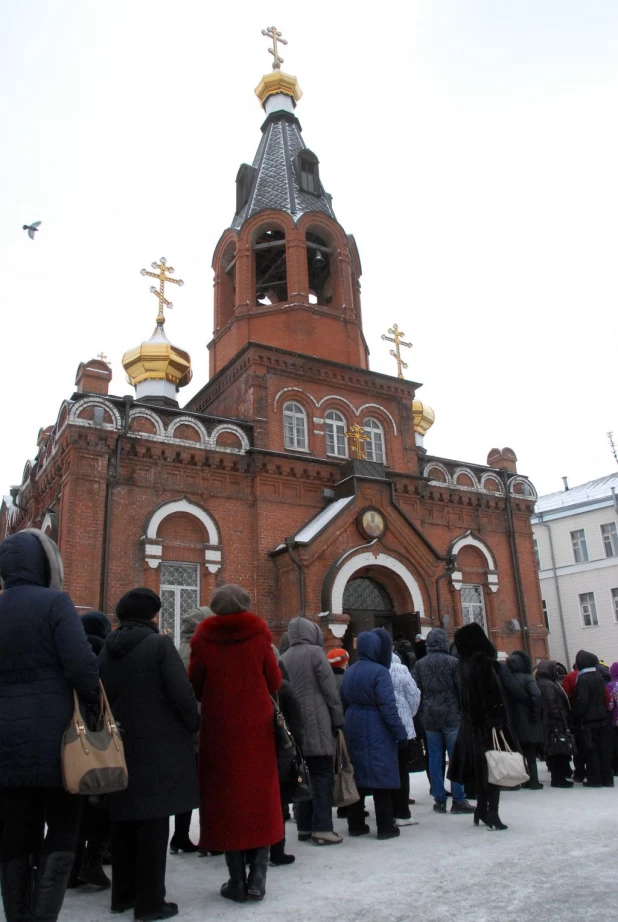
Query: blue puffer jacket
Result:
<box><xmin>341</xmin><ymin>629</ymin><xmax>407</xmax><ymax>790</ymax></box>
<box><xmin>0</xmin><ymin>530</ymin><xmax>100</xmax><ymax>788</ymax></box>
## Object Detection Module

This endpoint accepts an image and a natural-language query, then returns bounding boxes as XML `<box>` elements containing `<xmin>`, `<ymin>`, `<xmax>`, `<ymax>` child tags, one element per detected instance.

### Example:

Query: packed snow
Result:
<box><xmin>63</xmin><ymin>765</ymin><xmax>615</xmax><ymax>922</ymax></box>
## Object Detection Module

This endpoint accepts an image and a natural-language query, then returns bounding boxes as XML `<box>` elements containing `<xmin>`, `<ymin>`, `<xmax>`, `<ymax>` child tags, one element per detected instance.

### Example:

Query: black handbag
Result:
<box><xmin>290</xmin><ymin>747</ymin><xmax>312</xmax><ymax>803</ymax></box>
<box><xmin>407</xmin><ymin>738</ymin><xmax>427</xmax><ymax>774</ymax></box>
<box><xmin>546</xmin><ymin>718</ymin><xmax>577</xmax><ymax>758</ymax></box>
<box><xmin>271</xmin><ymin>694</ymin><xmax>297</xmax><ymax>781</ymax></box>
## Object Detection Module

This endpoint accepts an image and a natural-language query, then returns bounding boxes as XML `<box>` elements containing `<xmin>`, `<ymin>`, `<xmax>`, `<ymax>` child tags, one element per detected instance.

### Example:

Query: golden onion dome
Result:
<box><xmin>255</xmin><ymin>70</ymin><xmax>302</xmax><ymax>107</ymax></box>
<box><xmin>412</xmin><ymin>400</ymin><xmax>435</xmax><ymax>436</ymax></box>
<box><xmin>122</xmin><ymin>321</ymin><xmax>192</xmax><ymax>389</ymax></box>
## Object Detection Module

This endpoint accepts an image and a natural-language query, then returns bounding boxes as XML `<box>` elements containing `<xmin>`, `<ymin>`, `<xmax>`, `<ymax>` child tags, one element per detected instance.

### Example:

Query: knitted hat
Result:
<box><xmin>327</xmin><ymin>648</ymin><xmax>349</xmax><ymax>666</ymax></box>
<box><xmin>116</xmin><ymin>587</ymin><xmax>161</xmax><ymax>622</ymax></box>
<box><xmin>210</xmin><ymin>584</ymin><xmax>251</xmax><ymax>615</ymax></box>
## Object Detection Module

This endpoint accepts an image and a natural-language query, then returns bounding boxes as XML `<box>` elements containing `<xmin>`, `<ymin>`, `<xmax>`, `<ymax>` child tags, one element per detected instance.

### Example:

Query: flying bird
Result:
<box><xmin>23</xmin><ymin>221</ymin><xmax>41</xmax><ymax>240</ymax></box>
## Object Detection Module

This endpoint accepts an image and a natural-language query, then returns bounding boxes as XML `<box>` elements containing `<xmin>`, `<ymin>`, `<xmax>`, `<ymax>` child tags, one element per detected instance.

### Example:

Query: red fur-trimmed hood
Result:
<box><xmin>190</xmin><ymin>610</ymin><xmax>272</xmax><ymax>647</ymax></box>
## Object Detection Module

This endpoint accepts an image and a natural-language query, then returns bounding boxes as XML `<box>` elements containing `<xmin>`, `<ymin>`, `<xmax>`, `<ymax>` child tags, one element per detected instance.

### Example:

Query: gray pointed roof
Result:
<box><xmin>231</xmin><ymin>111</ymin><xmax>336</xmax><ymax>230</ymax></box>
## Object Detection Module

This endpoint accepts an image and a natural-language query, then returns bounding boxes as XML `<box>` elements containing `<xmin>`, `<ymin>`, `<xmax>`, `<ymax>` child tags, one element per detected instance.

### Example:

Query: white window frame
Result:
<box><xmin>363</xmin><ymin>417</ymin><xmax>386</xmax><ymax>464</ymax></box>
<box><xmin>601</xmin><ymin>522</ymin><xmax>618</xmax><ymax>559</ymax></box>
<box><xmin>160</xmin><ymin>562</ymin><xmax>200</xmax><ymax>646</ymax></box>
<box><xmin>571</xmin><ymin>529</ymin><xmax>589</xmax><ymax>564</ymax></box>
<box><xmin>611</xmin><ymin>588</ymin><xmax>618</xmax><ymax>624</ymax></box>
<box><xmin>283</xmin><ymin>401</ymin><xmax>308</xmax><ymax>452</ymax></box>
<box><xmin>578</xmin><ymin>591</ymin><xmax>598</xmax><ymax>628</ymax></box>
<box><xmin>324</xmin><ymin>409</ymin><xmax>348</xmax><ymax>458</ymax></box>
<box><xmin>460</xmin><ymin>584</ymin><xmax>488</xmax><ymax>632</ymax></box>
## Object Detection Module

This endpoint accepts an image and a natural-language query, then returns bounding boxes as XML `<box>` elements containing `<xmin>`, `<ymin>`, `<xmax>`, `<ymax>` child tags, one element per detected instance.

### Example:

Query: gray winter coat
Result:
<box><xmin>281</xmin><ymin>618</ymin><xmax>344</xmax><ymax>757</ymax></box>
<box><xmin>179</xmin><ymin>606</ymin><xmax>212</xmax><ymax>669</ymax></box>
<box><xmin>412</xmin><ymin>628</ymin><xmax>461</xmax><ymax>730</ymax></box>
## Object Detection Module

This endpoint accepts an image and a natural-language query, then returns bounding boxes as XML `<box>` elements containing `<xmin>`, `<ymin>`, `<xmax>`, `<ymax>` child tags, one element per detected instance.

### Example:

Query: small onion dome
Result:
<box><xmin>122</xmin><ymin>322</ymin><xmax>192</xmax><ymax>390</ymax></box>
<box><xmin>255</xmin><ymin>70</ymin><xmax>302</xmax><ymax>108</ymax></box>
<box><xmin>412</xmin><ymin>400</ymin><xmax>435</xmax><ymax>436</ymax></box>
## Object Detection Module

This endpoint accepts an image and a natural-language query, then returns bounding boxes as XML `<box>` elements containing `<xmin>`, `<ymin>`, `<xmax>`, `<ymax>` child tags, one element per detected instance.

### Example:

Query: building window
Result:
<box><xmin>612</xmin><ymin>588</ymin><xmax>618</xmax><ymax>623</ymax></box>
<box><xmin>571</xmin><ymin>529</ymin><xmax>589</xmax><ymax>563</ymax></box>
<box><xmin>579</xmin><ymin>591</ymin><xmax>598</xmax><ymax>627</ymax></box>
<box><xmin>533</xmin><ymin>537</ymin><xmax>541</xmax><ymax>569</ymax></box>
<box><xmin>363</xmin><ymin>417</ymin><xmax>385</xmax><ymax>464</ymax></box>
<box><xmin>296</xmin><ymin>150</ymin><xmax>320</xmax><ymax>195</ymax></box>
<box><xmin>601</xmin><ymin>522</ymin><xmax>618</xmax><ymax>558</ymax></box>
<box><xmin>283</xmin><ymin>401</ymin><xmax>308</xmax><ymax>451</ymax></box>
<box><xmin>160</xmin><ymin>563</ymin><xmax>199</xmax><ymax>646</ymax></box>
<box><xmin>542</xmin><ymin>599</ymin><xmax>550</xmax><ymax>631</ymax></box>
<box><xmin>461</xmin><ymin>585</ymin><xmax>487</xmax><ymax>632</ymax></box>
<box><xmin>324</xmin><ymin>410</ymin><xmax>348</xmax><ymax>458</ymax></box>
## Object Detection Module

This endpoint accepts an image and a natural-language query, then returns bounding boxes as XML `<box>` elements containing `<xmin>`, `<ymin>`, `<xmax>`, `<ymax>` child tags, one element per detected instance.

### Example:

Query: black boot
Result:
<box><xmin>221</xmin><ymin>851</ymin><xmax>247</xmax><ymax>903</ymax></box>
<box><xmin>269</xmin><ymin>839</ymin><xmax>295</xmax><ymax>866</ymax></box>
<box><xmin>30</xmin><ymin>851</ymin><xmax>74</xmax><ymax>922</ymax></box>
<box><xmin>246</xmin><ymin>847</ymin><xmax>269</xmax><ymax>900</ymax></box>
<box><xmin>0</xmin><ymin>856</ymin><xmax>32</xmax><ymax>922</ymax></box>
<box><xmin>78</xmin><ymin>840</ymin><xmax>111</xmax><ymax>889</ymax></box>
<box><xmin>66</xmin><ymin>840</ymin><xmax>85</xmax><ymax>889</ymax></box>
<box><xmin>170</xmin><ymin>812</ymin><xmax>198</xmax><ymax>854</ymax></box>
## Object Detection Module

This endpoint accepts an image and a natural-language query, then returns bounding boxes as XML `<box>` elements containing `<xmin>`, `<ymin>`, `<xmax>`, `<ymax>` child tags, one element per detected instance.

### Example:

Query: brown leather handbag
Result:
<box><xmin>61</xmin><ymin>681</ymin><xmax>128</xmax><ymax>795</ymax></box>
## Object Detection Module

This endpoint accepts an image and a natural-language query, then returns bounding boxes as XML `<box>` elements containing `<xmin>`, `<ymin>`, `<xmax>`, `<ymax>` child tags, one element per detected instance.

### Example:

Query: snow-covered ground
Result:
<box><xmin>64</xmin><ymin>764</ymin><xmax>615</xmax><ymax>922</ymax></box>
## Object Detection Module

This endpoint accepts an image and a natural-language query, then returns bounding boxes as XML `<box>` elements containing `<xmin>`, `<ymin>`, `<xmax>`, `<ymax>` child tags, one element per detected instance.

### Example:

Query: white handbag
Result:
<box><xmin>485</xmin><ymin>728</ymin><xmax>529</xmax><ymax>787</ymax></box>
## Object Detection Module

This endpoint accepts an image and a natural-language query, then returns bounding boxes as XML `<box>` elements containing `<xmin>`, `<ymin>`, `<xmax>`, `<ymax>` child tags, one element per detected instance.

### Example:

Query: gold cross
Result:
<box><xmin>381</xmin><ymin>323</ymin><xmax>412</xmax><ymax>379</ymax></box>
<box><xmin>140</xmin><ymin>257</ymin><xmax>184</xmax><ymax>325</ymax></box>
<box><xmin>261</xmin><ymin>25</ymin><xmax>288</xmax><ymax>70</ymax></box>
<box><xmin>345</xmin><ymin>422</ymin><xmax>370</xmax><ymax>460</ymax></box>
<box><xmin>97</xmin><ymin>351</ymin><xmax>109</xmax><ymax>363</ymax></box>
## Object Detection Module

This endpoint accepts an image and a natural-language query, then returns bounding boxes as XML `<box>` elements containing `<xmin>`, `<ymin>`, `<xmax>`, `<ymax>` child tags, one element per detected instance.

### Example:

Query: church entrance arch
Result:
<box><xmin>334</xmin><ymin>556</ymin><xmax>424</xmax><ymax>660</ymax></box>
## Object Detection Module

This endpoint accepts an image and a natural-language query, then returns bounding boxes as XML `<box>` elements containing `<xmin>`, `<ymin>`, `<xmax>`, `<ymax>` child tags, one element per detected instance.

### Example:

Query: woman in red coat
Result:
<box><xmin>188</xmin><ymin>584</ymin><xmax>282</xmax><ymax>903</ymax></box>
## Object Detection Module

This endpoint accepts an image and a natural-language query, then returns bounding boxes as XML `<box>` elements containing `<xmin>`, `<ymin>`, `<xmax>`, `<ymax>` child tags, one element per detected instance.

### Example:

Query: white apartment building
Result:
<box><xmin>531</xmin><ymin>473</ymin><xmax>618</xmax><ymax>668</ymax></box>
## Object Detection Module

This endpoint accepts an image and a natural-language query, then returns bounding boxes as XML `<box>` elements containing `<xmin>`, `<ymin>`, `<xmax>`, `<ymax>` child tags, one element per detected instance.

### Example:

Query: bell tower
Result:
<box><xmin>208</xmin><ymin>31</ymin><xmax>369</xmax><ymax>377</ymax></box>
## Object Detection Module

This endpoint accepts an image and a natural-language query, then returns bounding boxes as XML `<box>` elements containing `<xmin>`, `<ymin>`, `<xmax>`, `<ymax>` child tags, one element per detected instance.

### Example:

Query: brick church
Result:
<box><xmin>1</xmin><ymin>47</ymin><xmax>548</xmax><ymax>661</ymax></box>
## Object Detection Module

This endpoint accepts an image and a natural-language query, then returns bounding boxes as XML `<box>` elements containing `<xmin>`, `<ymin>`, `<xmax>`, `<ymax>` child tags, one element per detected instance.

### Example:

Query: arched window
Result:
<box><xmin>364</xmin><ymin>417</ymin><xmax>385</xmax><ymax>464</ymax></box>
<box><xmin>325</xmin><ymin>410</ymin><xmax>347</xmax><ymax>458</ymax></box>
<box><xmin>254</xmin><ymin>228</ymin><xmax>287</xmax><ymax>305</ymax></box>
<box><xmin>283</xmin><ymin>401</ymin><xmax>308</xmax><ymax>451</ymax></box>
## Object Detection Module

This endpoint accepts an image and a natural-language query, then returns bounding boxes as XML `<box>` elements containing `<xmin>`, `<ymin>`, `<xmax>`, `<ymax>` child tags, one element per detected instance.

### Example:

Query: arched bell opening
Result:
<box><xmin>254</xmin><ymin>228</ymin><xmax>288</xmax><ymax>305</ymax></box>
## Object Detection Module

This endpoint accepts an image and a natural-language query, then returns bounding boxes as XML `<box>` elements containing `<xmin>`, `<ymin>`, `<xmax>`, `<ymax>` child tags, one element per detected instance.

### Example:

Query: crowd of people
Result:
<box><xmin>0</xmin><ymin>528</ymin><xmax>616</xmax><ymax>921</ymax></box>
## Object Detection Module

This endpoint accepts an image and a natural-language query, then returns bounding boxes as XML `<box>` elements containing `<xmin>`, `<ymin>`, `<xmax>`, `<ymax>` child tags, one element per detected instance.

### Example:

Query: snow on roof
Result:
<box><xmin>294</xmin><ymin>496</ymin><xmax>355</xmax><ymax>544</ymax></box>
<box><xmin>535</xmin><ymin>472</ymin><xmax>618</xmax><ymax>515</ymax></box>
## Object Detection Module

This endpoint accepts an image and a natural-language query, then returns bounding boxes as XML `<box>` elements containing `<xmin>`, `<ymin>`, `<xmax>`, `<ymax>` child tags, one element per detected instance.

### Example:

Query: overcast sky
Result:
<box><xmin>1</xmin><ymin>0</ymin><xmax>617</xmax><ymax>499</ymax></box>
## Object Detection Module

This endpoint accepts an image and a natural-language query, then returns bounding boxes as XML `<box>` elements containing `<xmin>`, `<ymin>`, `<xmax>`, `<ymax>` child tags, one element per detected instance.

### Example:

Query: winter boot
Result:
<box><xmin>269</xmin><ymin>839</ymin><xmax>295</xmax><ymax>866</ymax></box>
<box><xmin>311</xmin><ymin>831</ymin><xmax>343</xmax><ymax>846</ymax></box>
<box><xmin>77</xmin><ymin>840</ymin><xmax>111</xmax><ymax>889</ymax></box>
<box><xmin>134</xmin><ymin>903</ymin><xmax>179</xmax><ymax>921</ymax></box>
<box><xmin>246</xmin><ymin>847</ymin><xmax>269</xmax><ymax>900</ymax></box>
<box><xmin>170</xmin><ymin>812</ymin><xmax>198</xmax><ymax>854</ymax></box>
<box><xmin>220</xmin><ymin>851</ymin><xmax>247</xmax><ymax>903</ymax></box>
<box><xmin>30</xmin><ymin>851</ymin><xmax>74</xmax><ymax>922</ymax></box>
<box><xmin>376</xmin><ymin>824</ymin><xmax>400</xmax><ymax>841</ymax></box>
<box><xmin>0</xmin><ymin>856</ymin><xmax>33</xmax><ymax>922</ymax></box>
<box><xmin>450</xmin><ymin>800</ymin><xmax>476</xmax><ymax>814</ymax></box>
<box><xmin>66</xmin><ymin>840</ymin><xmax>85</xmax><ymax>889</ymax></box>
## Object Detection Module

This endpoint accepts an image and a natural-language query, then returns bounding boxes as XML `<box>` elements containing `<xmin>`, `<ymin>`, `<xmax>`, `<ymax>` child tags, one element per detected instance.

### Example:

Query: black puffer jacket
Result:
<box><xmin>536</xmin><ymin>661</ymin><xmax>572</xmax><ymax>745</ymax></box>
<box><xmin>412</xmin><ymin>628</ymin><xmax>461</xmax><ymax>730</ymax></box>
<box><xmin>501</xmin><ymin>650</ymin><xmax>543</xmax><ymax>744</ymax></box>
<box><xmin>572</xmin><ymin>651</ymin><xmax>608</xmax><ymax>728</ymax></box>
<box><xmin>99</xmin><ymin>620</ymin><xmax>200</xmax><ymax>821</ymax></box>
<box><xmin>0</xmin><ymin>530</ymin><xmax>99</xmax><ymax>788</ymax></box>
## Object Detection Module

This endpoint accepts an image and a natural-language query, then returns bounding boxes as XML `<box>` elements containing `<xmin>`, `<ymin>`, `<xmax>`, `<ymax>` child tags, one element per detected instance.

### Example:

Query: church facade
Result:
<box><xmin>1</xmin><ymin>56</ymin><xmax>548</xmax><ymax>660</ymax></box>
